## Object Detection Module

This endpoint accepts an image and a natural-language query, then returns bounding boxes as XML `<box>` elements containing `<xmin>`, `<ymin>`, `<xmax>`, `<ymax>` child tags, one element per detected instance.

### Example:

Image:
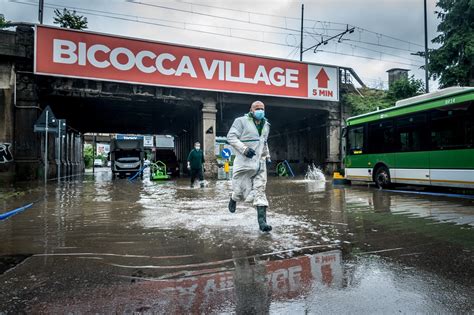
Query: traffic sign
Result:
<box><xmin>34</xmin><ymin>106</ymin><xmax>59</xmax><ymax>133</ymax></box>
<box><xmin>221</xmin><ymin>148</ymin><xmax>232</xmax><ymax>159</ymax></box>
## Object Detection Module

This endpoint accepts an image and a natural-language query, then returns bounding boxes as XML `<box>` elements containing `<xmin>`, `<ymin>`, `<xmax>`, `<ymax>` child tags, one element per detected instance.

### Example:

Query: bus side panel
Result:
<box><xmin>429</xmin><ymin>149</ymin><xmax>474</xmax><ymax>188</ymax></box>
<box><xmin>367</xmin><ymin>153</ymin><xmax>396</xmax><ymax>178</ymax></box>
<box><xmin>345</xmin><ymin>154</ymin><xmax>369</xmax><ymax>181</ymax></box>
<box><xmin>393</xmin><ymin>152</ymin><xmax>430</xmax><ymax>185</ymax></box>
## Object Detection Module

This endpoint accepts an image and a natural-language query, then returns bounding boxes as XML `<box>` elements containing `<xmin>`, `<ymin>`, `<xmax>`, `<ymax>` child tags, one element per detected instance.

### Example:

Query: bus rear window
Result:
<box><xmin>347</xmin><ymin>126</ymin><xmax>365</xmax><ymax>155</ymax></box>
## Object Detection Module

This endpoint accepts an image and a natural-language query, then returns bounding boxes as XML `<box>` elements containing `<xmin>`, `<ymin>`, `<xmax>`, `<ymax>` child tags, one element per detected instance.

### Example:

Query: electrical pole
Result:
<box><xmin>424</xmin><ymin>0</ymin><xmax>429</xmax><ymax>93</ymax></box>
<box><xmin>38</xmin><ymin>0</ymin><xmax>44</xmax><ymax>24</ymax></box>
<box><xmin>300</xmin><ymin>4</ymin><xmax>304</xmax><ymax>61</ymax></box>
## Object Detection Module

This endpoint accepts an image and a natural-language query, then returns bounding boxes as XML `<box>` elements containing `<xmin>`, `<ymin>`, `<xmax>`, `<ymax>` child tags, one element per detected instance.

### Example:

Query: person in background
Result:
<box><xmin>187</xmin><ymin>141</ymin><xmax>205</xmax><ymax>188</ymax></box>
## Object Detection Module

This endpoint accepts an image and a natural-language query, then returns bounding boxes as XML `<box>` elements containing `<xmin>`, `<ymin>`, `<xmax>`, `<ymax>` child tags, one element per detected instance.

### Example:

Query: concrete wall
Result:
<box><xmin>0</xmin><ymin>26</ymin><xmax>84</xmax><ymax>182</ymax></box>
<box><xmin>0</xmin><ymin>64</ymin><xmax>15</xmax><ymax>182</ymax></box>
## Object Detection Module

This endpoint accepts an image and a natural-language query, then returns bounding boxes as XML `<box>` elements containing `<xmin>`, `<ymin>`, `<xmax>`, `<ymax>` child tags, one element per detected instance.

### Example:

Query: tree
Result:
<box><xmin>344</xmin><ymin>77</ymin><xmax>424</xmax><ymax>116</ymax></box>
<box><xmin>386</xmin><ymin>76</ymin><xmax>425</xmax><ymax>100</ymax></box>
<box><xmin>0</xmin><ymin>14</ymin><xmax>10</xmax><ymax>28</ymax></box>
<box><xmin>83</xmin><ymin>144</ymin><xmax>94</xmax><ymax>168</ymax></box>
<box><xmin>53</xmin><ymin>8</ymin><xmax>88</xmax><ymax>30</ymax></box>
<box><xmin>429</xmin><ymin>0</ymin><xmax>474</xmax><ymax>87</ymax></box>
<box><xmin>343</xmin><ymin>88</ymin><xmax>392</xmax><ymax>116</ymax></box>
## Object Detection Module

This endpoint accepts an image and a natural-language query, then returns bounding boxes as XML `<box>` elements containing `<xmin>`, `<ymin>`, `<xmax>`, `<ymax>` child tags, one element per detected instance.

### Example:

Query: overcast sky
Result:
<box><xmin>2</xmin><ymin>0</ymin><xmax>440</xmax><ymax>90</ymax></box>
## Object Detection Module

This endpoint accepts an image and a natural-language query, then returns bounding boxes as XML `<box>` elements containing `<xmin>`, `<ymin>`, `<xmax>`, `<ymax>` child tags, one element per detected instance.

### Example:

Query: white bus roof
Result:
<box><xmin>395</xmin><ymin>87</ymin><xmax>474</xmax><ymax>107</ymax></box>
<box><xmin>348</xmin><ymin>87</ymin><xmax>474</xmax><ymax>122</ymax></box>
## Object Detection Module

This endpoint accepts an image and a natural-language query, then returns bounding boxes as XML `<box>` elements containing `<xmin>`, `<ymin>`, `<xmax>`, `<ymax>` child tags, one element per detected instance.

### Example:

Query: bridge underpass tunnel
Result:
<box><xmin>215</xmin><ymin>94</ymin><xmax>341</xmax><ymax>175</ymax></box>
<box><xmin>33</xmin><ymin>79</ymin><xmax>343</xmax><ymax>180</ymax></box>
<box><xmin>39</xmin><ymin>85</ymin><xmax>204</xmax><ymax>177</ymax></box>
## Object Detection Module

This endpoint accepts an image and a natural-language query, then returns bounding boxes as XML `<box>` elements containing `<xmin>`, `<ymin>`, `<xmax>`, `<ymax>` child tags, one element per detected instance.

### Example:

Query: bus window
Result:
<box><xmin>431</xmin><ymin>101</ymin><xmax>473</xmax><ymax>150</ymax></box>
<box><xmin>368</xmin><ymin>120</ymin><xmax>394</xmax><ymax>153</ymax></box>
<box><xmin>347</xmin><ymin>126</ymin><xmax>365</xmax><ymax>155</ymax></box>
<box><xmin>396</xmin><ymin>114</ymin><xmax>428</xmax><ymax>152</ymax></box>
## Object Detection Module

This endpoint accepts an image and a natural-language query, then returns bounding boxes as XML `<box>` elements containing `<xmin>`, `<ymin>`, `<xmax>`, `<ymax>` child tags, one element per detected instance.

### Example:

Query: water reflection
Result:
<box><xmin>346</xmin><ymin>187</ymin><xmax>474</xmax><ymax>226</ymax></box>
<box><xmin>26</xmin><ymin>249</ymin><xmax>344</xmax><ymax>313</ymax></box>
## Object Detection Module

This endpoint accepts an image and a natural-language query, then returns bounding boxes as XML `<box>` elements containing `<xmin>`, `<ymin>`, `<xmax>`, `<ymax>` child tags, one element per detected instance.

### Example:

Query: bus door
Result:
<box><xmin>345</xmin><ymin>125</ymin><xmax>370</xmax><ymax>181</ymax></box>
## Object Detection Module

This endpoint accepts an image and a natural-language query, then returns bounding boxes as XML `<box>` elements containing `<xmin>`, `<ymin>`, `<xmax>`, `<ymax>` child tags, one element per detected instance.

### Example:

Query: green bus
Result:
<box><xmin>344</xmin><ymin>87</ymin><xmax>474</xmax><ymax>189</ymax></box>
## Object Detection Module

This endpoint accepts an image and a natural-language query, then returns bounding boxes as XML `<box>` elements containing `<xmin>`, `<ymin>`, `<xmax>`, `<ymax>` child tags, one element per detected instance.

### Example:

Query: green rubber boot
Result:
<box><xmin>256</xmin><ymin>206</ymin><xmax>272</xmax><ymax>232</ymax></box>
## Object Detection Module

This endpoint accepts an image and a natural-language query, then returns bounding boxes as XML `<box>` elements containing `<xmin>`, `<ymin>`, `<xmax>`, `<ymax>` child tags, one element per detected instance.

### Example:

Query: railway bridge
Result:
<box><xmin>0</xmin><ymin>24</ymin><xmax>363</xmax><ymax>182</ymax></box>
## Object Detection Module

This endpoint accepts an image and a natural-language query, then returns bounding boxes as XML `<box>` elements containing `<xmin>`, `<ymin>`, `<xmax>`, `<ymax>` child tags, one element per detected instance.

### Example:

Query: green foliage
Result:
<box><xmin>83</xmin><ymin>144</ymin><xmax>94</xmax><ymax>168</ymax></box>
<box><xmin>344</xmin><ymin>76</ymin><xmax>425</xmax><ymax>116</ymax></box>
<box><xmin>0</xmin><ymin>14</ymin><xmax>10</xmax><ymax>28</ymax></box>
<box><xmin>429</xmin><ymin>0</ymin><xmax>474</xmax><ymax>87</ymax></box>
<box><xmin>343</xmin><ymin>88</ymin><xmax>392</xmax><ymax>116</ymax></box>
<box><xmin>53</xmin><ymin>8</ymin><xmax>88</xmax><ymax>30</ymax></box>
<box><xmin>97</xmin><ymin>154</ymin><xmax>107</xmax><ymax>164</ymax></box>
<box><xmin>387</xmin><ymin>76</ymin><xmax>425</xmax><ymax>100</ymax></box>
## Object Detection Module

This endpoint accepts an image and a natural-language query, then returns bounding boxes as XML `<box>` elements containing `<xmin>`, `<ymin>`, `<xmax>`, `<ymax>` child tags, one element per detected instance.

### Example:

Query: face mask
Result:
<box><xmin>195</xmin><ymin>146</ymin><xmax>200</xmax><ymax>150</ymax></box>
<box><xmin>253</xmin><ymin>109</ymin><xmax>265</xmax><ymax>120</ymax></box>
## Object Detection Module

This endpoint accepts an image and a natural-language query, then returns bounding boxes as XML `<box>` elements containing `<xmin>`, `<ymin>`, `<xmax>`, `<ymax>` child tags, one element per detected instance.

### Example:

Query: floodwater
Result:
<box><xmin>1</xmin><ymin>169</ymin><xmax>473</xmax><ymax>313</ymax></box>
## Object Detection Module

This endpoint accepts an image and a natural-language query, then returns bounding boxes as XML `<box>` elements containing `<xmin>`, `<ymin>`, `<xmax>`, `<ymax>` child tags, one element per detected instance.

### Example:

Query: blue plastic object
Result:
<box><xmin>0</xmin><ymin>203</ymin><xmax>34</xmax><ymax>221</ymax></box>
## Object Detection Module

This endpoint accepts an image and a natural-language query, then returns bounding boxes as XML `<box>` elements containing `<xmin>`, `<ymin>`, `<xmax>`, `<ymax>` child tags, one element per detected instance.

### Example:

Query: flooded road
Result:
<box><xmin>1</xmin><ymin>169</ymin><xmax>473</xmax><ymax>313</ymax></box>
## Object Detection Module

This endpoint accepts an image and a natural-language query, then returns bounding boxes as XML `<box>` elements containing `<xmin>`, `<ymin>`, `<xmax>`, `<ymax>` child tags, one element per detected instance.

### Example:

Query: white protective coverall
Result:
<box><xmin>227</xmin><ymin>113</ymin><xmax>270</xmax><ymax>207</ymax></box>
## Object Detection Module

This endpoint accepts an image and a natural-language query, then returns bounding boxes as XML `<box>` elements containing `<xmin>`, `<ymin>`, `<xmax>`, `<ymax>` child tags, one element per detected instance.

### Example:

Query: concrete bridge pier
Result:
<box><xmin>325</xmin><ymin>113</ymin><xmax>343</xmax><ymax>174</ymax></box>
<box><xmin>201</xmin><ymin>97</ymin><xmax>217</xmax><ymax>177</ymax></box>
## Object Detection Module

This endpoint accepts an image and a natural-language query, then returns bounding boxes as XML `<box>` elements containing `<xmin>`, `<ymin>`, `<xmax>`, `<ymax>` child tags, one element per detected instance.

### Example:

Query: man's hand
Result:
<box><xmin>187</xmin><ymin>162</ymin><xmax>191</xmax><ymax>170</ymax></box>
<box><xmin>243</xmin><ymin>147</ymin><xmax>256</xmax><ymax>158</ymax></box>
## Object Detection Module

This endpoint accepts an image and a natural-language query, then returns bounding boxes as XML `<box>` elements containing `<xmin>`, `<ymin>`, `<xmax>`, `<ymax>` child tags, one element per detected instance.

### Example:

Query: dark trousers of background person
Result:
<box><xmin>190</xmin><ymin>168</ymin><xmax>204</xmax><ymax>186</ymax></box>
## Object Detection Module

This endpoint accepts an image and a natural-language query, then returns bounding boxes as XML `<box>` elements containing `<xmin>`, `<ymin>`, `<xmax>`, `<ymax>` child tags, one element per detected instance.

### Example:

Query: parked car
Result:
<box><xmin>94</xmin><ymin>158</ymin><xmax>104</xmax><ymax>167</ymax></box>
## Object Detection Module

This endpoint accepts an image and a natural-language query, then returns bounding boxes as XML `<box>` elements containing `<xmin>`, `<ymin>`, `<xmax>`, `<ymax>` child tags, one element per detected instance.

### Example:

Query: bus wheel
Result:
<box><xmin>375</xmin><ymin>166</ymin><xmax>391</xmax><ymax>189</ymax></box>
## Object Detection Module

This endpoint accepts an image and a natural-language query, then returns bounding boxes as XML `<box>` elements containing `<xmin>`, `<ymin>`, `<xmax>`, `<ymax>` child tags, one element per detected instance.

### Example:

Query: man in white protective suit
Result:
<box><xmin>227</xmin><ymin>100</ymin><xmax>272</xmax><ymax>232</ymax></box>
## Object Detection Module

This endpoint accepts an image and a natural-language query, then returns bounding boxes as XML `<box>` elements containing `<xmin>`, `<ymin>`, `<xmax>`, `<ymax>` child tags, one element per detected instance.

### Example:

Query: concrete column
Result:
<box><xmin>201</xmin><ymin>98</ymin><xmax>217</xmax><ymax>177</ymax></box>
<box><xmin>325</xmin><ymin>111</ymin><xmax>341</xmax><ymax>174</ymax></box>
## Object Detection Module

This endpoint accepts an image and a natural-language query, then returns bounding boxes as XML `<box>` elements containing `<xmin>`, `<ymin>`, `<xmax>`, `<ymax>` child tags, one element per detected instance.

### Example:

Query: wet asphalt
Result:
<box><xmin>0</xmin><ymin>168</ymin><xmax>473</xmax><ymax>313</ymax></box>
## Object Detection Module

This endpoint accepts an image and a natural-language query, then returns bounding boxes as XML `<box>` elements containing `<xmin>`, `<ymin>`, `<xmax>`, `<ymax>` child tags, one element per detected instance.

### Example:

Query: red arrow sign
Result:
<box><xmin>316</xmin><ymin>68</ymin><xmax>330</xmax><ymax>89</ymax></box>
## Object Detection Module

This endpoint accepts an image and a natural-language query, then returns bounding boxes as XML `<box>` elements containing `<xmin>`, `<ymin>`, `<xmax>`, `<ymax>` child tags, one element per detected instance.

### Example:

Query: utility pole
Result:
<box><xmin>424</xmin><ymin>0</ymin><xmax>429</xmax><ymax>93</ymax></box>
<box><xmin>38</xmin><ymin>0</ymin><xmax>44</xmax><ymax>24</ymax></box>
<box><xmin>299</xmin><ymin>4</ymin><xmax>304</xmax><ymax>61</ymax></box>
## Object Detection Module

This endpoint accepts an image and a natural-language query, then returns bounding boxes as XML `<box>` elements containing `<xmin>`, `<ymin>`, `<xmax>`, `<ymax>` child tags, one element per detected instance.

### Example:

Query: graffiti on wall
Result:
<box><xmin>0</xmin><ymin>143</ymin><xmax>13</xmax><ymax>163</ymax></box>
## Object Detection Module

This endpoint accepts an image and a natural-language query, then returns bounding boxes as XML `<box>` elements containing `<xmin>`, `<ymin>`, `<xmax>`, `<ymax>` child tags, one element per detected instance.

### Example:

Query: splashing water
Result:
<box><xmin>304</xmin><ymin>164</ymin><xmax>326</xmax><ymax>182</ymax></box>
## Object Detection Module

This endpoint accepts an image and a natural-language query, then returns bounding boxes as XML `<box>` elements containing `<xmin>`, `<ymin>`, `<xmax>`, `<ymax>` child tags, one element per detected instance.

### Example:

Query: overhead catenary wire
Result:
<box><xmin>130</xmin><ymin>0</ymin><xmax>424</xmax><ymax>49</ymax></box>
<box><xmin>125</xmin><ymin>0</ymin><xmax>304</xmax><ymax>33</ymax></box>
<box><xmin>304</xmin><ymin>30</ymin><xmax>422</xmax><ymax>65</ymax></box>
<box><xmin>12</xmin><ymin>0</ymin><xmax>301</xmax><ymax>48</ymax></box>
<box><xmin>315</xmin><ymin>49</ymin><xmax>423</xmax><ymax>67</ymax></box>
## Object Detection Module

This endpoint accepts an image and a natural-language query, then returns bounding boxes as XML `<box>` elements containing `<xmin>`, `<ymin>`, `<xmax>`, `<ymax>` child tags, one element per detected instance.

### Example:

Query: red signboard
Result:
<box><xmin>35</xmin><ymin>25</ymin><xmax>339</xmax><ymax>101</ymax></box>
